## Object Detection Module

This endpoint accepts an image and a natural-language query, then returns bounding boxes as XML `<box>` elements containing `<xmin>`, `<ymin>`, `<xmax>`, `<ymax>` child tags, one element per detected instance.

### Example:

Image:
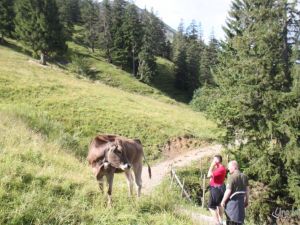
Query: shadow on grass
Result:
<box><xmin>151</xmin><ymin>63</ymin><xmax>191</xmax><ymax>103</ymax></box>
<box><xmin>2</xmin><ymin>39</ymin><xmax>33</xmax><ymax>58</ymax></box>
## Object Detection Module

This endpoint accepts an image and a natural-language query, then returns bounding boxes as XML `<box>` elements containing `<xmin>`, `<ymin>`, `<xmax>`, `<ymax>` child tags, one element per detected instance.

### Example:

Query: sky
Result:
<box><xmin>133</xmin><ymin>0</ymin><xmax>233</xmax><ymax>42</ymax></box>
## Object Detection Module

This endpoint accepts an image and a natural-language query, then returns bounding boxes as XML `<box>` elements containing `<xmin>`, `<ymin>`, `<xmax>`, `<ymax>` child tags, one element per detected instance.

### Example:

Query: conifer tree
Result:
<box><xmin>211</xmin><ymin>0</ymin><xmax>299</xmax><ymax>222</ymax></box>
<box><xmin>222</xmin><ymin>0</ymin><xmax>250</xmax><ymax>38</ymax></box>
<box><xmin>173</xmin><ymin>22</ymin><xmax>188</xmax><ymax>90</ymax></box>
<box><xmin>55</xmin><ymin>0</ymin><xmax>80</xmax><ymax>38</ymax></box>
<box><xmin>137</xmin><ymin>12</ymin><xmax>156</xmax><ymax>83</ymax></box>
<box><xmin>148</xmin><ymin>11</ymin><xmax>167</xmax><ymax>57</ymax></box>
<box><xmin>185</xmin><ymin>39</ymin><xmax>200</xmax><ymax>95</ymax></box>
<box><xmin>122</xmin><ymin>3</ymin><xmax>143</xmax><ymax>74</ymax></box>
<box><xmin>199</xmin><ymin>33</ymin><xmax>219</xmax><ymax>86</ymax></box>
<box><xmin>186</xmin><ymin>20</ymin><xmax>198</xmax><ymax>40</ymax></box>
<box><xmin>0</xmin><ymin>0</ymin><xmax>15</xmax><ymax>43</ymax></box>
<box><xmin>111</xmin><ymin>0</ymin><xmax>127</xmax><ymax>68</ymax></box>
<box><xmin>14</xmin><ymin>0</ymin><xmax>67</xmax><ymax>65</ymax></box>
<box><xmin>173</xmin><ymin>20</ymin><xmax>202</xmax><ymax>93</ymax></box>
<box><xmin>99</xmin><ymin>0</ymin><xmax>113</xmax><ymax>63</ymax></box>
<box><xmin>81</xmin><ymin>0</ymin><xmax>100</xmax><ymax>53</ymax></box>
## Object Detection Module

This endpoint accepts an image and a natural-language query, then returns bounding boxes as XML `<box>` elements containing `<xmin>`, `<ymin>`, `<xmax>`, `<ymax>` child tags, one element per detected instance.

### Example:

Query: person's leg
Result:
<box><xmin>208</xmin><ymin>187</ymin><xmax>221</xmax><ymax>224</ymax></box>
<box><xmin>209</xmin><ymin>208</ymin><xmax>221</xmax><ymax>224</ymax></box>
<box><xmin>216</xmin><ymin>206</ymin><xmax>224</xmax><ymax>223</ymax></box>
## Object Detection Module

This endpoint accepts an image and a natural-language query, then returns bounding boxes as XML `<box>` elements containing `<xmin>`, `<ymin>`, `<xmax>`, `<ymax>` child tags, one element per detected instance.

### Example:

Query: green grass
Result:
<box><xmin>0</xmin><ymin>112</ymin><xmax>195</xmax><ymax>225</ymax></box>
<box><xmin>69</xmin><ymin>26</ymin><xmax>190</xmax><ymax>104</ymax></box>
<box><xmin>0</xmin><ymin>41</ymin><xmax>220</xmax><ymax>161</ymax></box>
<box><xmin>67</xmin><ymin>41</ymin><xmax>176</xmax><ymax>104</ymax></box>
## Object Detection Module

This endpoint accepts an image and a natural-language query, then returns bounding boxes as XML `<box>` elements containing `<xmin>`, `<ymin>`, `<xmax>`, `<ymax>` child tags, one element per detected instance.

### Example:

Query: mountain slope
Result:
<box><xmin>0</xmin><ymin>41</ymin><xmax>220</xmax><ymax>161</ymax></box>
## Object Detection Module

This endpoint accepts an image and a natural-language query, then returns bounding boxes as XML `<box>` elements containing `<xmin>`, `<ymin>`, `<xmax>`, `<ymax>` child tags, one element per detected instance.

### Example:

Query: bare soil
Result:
<box><xmin>142</xmin><ymin>144</ymin><xmax>221</xmax><ymax>193</ymax></box>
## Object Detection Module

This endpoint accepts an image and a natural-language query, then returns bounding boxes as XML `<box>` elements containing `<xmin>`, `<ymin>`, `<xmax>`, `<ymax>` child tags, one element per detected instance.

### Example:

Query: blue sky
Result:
<box><xmin>133</xmin><ymin>0</ymin><xmax>233</xmax><ymax>42</ymax></box>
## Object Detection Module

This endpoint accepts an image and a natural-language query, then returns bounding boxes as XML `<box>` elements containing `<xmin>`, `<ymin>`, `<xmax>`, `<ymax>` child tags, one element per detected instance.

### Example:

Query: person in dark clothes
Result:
<box><xmin>221</xmin><ymin>160</ymin><xmax>250</xmax><ymax>225</ymax></box>
<box><xmin>207</xmin><ymin>155</ymin><xmax>227</xmax><ymax>225</ymax></box>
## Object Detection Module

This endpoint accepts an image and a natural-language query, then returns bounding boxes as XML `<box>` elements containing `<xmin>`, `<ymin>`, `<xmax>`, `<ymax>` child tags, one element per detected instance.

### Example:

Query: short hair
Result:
<box><xmin>229</xmin><ymin>160</ymin><xmax>239</xmax><ymax>169</ymax></box>
<box><xmin>214</xmin><ymin>155</ymin><xmax>222</xmax><ymax>163</ymax></box>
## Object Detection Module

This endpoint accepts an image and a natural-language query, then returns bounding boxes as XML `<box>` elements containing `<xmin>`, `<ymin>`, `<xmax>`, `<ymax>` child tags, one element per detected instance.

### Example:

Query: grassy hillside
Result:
<box><xmin>0</xmin><ymin>112</ymin><xmax>194</xmax><ymax>225</ymax></box>
<box><xmin>68</xmin><ymin>41</ymin><xmax>169</xmax><ymax>101</ymax></box>
<box><xmin>0</xmin><ymin>41</ymin><xmax>220</xmax><ymax>161</ymax></box>
<box><xmin>70</xmin><ymin>25</ymin><xmax>190</xmax><ymax>103</ymax></box>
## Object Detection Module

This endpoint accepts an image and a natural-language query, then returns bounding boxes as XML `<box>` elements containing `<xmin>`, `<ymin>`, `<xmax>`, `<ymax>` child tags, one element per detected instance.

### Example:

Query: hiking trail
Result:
<box><xmin>141</xmin><ymin>144</ymin><xmax>222</xmax><ymax>225</ymax></box>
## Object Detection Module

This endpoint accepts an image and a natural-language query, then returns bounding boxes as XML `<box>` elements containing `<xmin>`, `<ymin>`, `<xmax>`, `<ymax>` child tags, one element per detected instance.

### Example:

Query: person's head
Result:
<box><xmin>228</xmin><ymin>160</ymin><xmax>239</xmax><ymax>174</ymax></box>
<box><xmin>213</xmin><ymin>155</ymin><xmax>222</xmax><ymax>165</ymax></box>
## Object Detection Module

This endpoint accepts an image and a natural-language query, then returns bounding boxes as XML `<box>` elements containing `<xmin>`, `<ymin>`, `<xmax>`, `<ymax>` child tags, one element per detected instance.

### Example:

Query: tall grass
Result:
<box><xmin>0</xmin><ymin>112</ymin><xmax>194</xmax><ymax>225</ymax></box>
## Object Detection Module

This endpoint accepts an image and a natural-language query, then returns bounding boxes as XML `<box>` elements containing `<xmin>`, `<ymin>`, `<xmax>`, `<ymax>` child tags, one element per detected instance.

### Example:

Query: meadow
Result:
<box><xmin>0</xmin><ymin>39</ymin><xmax>221</xmax><ymax>224</ymax></box>
<box><xmin>0</xmin><ymin>112</ymin><xmax>195</xmax><ymax>225</ymax></box>
<box><xmin>0</xmin><ymin>41</ymin><xmax>220</xmax><ymax>161</ymax></box>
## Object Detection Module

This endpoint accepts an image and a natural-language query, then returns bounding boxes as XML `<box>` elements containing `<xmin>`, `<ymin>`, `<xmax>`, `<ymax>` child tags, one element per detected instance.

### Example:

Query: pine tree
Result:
<box><xmin>55</xmin><ymin>0</ymin><xmax>80</xmax><ymax>38</ymax></box>
<box><xmin>111</xmin><ymin>0</ymin><xmax>127</xmax><ymax>68</ymax></box>
<box><xmin>185</xmin><ymin>21</ymin><xmax>202</xmax><ymax>95</ymax></box>
<box><xmin>14</xmin><ymin>0</ymin><xmax>67</xmax><ymax>65</ymax></box>
<box><xmin>99</xmin><ymin>0</ymin><xmax>113</xmax><ymax>63</ymax></box>
<box><xmin>186</xmin><ymin>20</ymin><xmax>198</xmax><ymax>40</ymax></box>
<box><xmin>162</xmin><ymin>40</ymin><xmax>172</xmax><ymax>60</ymax></box>
<box><xmin>81</xmin><ymin>0</ymin><xmax>100</xmax><ymax>53</ymax></box>
<box><xmin>148</xmin><ymin>11</ymin><xmax>167</xmax><ymax>57</ymax></box>
<box><xmin>0</xmin><ymin>0</ymin><xmax>15</xmax><ymax>43</ymax></box>
<box><xmin>199</xmin><ymin>33</ymin><xmax>219</xmax><ymax>86</ymax></box>
<box><xmin>137</xmin><ymin>12</ymin><xmax>156</xmax><ymax>83</ymax></box>
<box><xmin>211</xmin><ymin>0</ymin><xmax>299</xmax><ymax>222</ymax></box>
<box><xmin>222</xmin><ymin>0</ymin><xmax>250</xmax><ymax>39</ymax></box>
<box><xmin>173</xmin><ymin>22</ymin><xmax>188</xmax><ymax>90</ymax></box>
<box><xmin>173</xmin><ymin>20</ymin><xmax>202</xmax><ymax>94</ymax></box>
<box><xmin>185</xmin><ymin>39</ymin><xmax>200</xmax><ymax>96</ymax></box>
<box><xmin>122</xmin><ymin>3</ymin><xmax>143</xmax><ymax>74</ymax></box>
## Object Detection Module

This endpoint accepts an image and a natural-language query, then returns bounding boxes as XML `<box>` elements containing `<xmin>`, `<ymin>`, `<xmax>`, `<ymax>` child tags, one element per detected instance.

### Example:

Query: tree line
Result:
<box><xmin>0</xmin><ymin>0</ymin><xmax>220</xmax><ymax>92</ymax></box>
<box><xmin>0</xmin><ymin>0</ymin><xmax>172</xmax><ymax>84</ymax></box>
<box><xmin>192</xmin><ymin>0</ymin><xmax>300</xmax><ymax>223</ymax></box>
<box><xmin>172</xmin><ymin>20</ymin><xmax>219</xmax><ymax>96</ymax></box>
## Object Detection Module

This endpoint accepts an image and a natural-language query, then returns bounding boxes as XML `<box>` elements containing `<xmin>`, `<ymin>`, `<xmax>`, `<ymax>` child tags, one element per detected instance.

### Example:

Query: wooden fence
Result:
<box><xmin>169</xmin><ymin>155</ymin><xmax>230</xmax><ymax>208</ymax></box>
<box><xmin>170</xmin><ymin>165</ymin><xmax>207</xmax><ymax>207</ymax></box>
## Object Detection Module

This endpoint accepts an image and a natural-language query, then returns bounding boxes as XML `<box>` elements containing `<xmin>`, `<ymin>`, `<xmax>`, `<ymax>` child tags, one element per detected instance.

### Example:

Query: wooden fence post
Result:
<box><xmin>202</xmin><ymin>175</ymin><xmax>206</xmax><ymax>208</ymax></box>
<box><xmin>170</xmin><ymin>165</ymin><xmax>174</xmax><ymax>188</ymax></box>
<box><xmin>181</xmin><ymin>179</ymin><xmax>185</xmax><ymax>197</ymax></box>
<box><xmin>170</xmin><ymin>168</ymin><xmax>192</xmax><ymax>202</ymax></box>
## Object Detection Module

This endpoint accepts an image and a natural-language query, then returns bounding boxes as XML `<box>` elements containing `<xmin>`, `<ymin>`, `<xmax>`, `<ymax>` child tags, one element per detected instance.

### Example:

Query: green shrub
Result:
<box><xmin>190</xmin><ymin>86</ymin><xmax>220</xmax><ymax>112</ymax></box>
<box><xmin>69</xmin><ymin>55</ymin><xmax>93</xmax><ymax>78</ymax></box>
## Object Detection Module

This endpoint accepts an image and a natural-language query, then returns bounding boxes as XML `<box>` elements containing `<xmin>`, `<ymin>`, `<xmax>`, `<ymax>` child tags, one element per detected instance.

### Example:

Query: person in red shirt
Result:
<box><xmin>207</xmin><ymin>155</ymin><xmax>226</xmax><ymax>225</ymax></box>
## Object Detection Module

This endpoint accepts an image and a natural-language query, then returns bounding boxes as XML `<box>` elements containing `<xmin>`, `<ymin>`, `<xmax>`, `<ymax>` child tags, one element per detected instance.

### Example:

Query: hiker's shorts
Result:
<box><xmin>208</xmin><ymin>184</ymin><xmax>225</xmax><ymax>209</ymax></box>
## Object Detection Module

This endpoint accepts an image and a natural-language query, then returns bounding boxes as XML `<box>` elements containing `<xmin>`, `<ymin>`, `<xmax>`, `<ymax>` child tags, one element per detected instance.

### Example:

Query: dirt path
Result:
<box><xmin>140</xmin><ymin>144</ymin><xmax>222</xmax><ymax>225</ymax></box>
<box><xmin>142</xmin><ymin>144</ymin><xmax>222</xmax><ymax>193</ymax></box>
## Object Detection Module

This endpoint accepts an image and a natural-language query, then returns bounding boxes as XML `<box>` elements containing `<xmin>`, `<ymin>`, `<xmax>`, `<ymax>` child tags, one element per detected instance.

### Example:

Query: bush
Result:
<box><xmin>176</xmin><ymin>157</ymin><xmax>213</xmax><ymax>207</ymax></box>
<box><xmin>190</xmin><ymin>86</ymin><xmax>220</xmax><ymax>112</ymax></box>
<box><xmin>69</xmin><ymin>55</ymin><xmax>92</xmax><ymax>78</ymax></box>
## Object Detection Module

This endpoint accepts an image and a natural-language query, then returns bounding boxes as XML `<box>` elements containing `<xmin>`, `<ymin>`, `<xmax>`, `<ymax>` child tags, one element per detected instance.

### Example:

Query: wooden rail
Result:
<box><xmin>170</xmin><ymin>165</ymin><xmax>207</xmax><ymax>207</ymax></box>
<box><xmin>170</xmin><ymin>166</ymin><xmax>193</xmax><ymax>202</ymax></box>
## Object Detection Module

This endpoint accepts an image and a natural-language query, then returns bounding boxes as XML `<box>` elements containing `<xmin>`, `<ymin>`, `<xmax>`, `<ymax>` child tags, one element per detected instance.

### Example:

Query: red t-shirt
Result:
<box><xmin>209</xmin><ymin>164</ymin><xmax>226</xmax><ymax>187</ymax></box>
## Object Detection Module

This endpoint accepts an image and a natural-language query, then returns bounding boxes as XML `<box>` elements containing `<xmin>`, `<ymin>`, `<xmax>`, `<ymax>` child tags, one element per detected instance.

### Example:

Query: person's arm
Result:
<box><xmin>244</xmin><ymin>186</ymin><xmax>250</xmax><ymax>207</ymax></box>
<box><xmin>221</xmin><ymin>189</ymin><xmax>231</xmax><ymax>207</ymax></box>
<box><xmin>207</xmin><ymin>160</ymin><xmax>216</xmax><ymax>178</ymax></box>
